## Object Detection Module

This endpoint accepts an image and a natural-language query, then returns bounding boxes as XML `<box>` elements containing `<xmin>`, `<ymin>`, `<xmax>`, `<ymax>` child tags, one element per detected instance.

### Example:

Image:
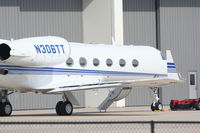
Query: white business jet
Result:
<box><xmin>0</xmin><ymin>36</ymin><xmax>182</xmax><ymax>116</ymax></box>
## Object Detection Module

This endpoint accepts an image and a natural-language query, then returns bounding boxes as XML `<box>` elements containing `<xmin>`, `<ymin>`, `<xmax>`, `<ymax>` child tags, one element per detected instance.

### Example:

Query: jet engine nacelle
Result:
<box><xmin>0</xmin><ymin>36</ymin><xmax>70</xmax><ymax>66</ymax></box>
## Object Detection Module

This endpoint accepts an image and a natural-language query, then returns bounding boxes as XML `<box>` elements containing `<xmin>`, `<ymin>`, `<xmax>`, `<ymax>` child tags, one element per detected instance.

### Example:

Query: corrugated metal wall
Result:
<box><xmin>123</xmin><ymin>0</ymin><xmax>156</xmax><ymax>106</ymax></box>
<box><xmin>124</xmin><ymin>0</ymin><xmax>200</xmax><ymax>106</ymax></box>
<box><xmin>0</xmin><ymin>0</ymin><xmax>85</xmax><ymax>110</ymax></box>
<box><xmin>0</xmin><ymin>0</ymin><xmax>83</xmax><ymax>41</ymax></box>
<box><xmin>160</xmin><ymin>0</ymin><xmax>200</xmax><ymax>104</ymax></box>
<box><xmin>123</xmin><ymin>0</ymin><xmax>156</xmax><ymax>46</ymax></box>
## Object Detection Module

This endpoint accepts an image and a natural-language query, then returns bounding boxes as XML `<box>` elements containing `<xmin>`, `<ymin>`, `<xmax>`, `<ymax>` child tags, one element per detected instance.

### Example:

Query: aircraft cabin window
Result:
<box><xmin>106</xmin><ymin>58</ymin><xmax>113</xmax><ymax>67</ymax></box>
<box><xmin>93</xmin><ymin>58</ymin><xmax>100</xmax><ymax>66</ymax></box>
<box><xmin>66</xmin><ymin>57</ymin><xmax>74</xmax><ymax>66</ymax></box>
<box><xmin>132</xmin><ymin>59</ymin><xmax>139</xmax><ymax>67</ymax></box>
<box><xmin>79</xmin><ymin>57</ymin><xmax>87</xmax><ymax>67</ymax></box>
<box><xmin>119</xmin><ymin>59</ymin><xmax>126</xmax><ymax>67</ymax></box>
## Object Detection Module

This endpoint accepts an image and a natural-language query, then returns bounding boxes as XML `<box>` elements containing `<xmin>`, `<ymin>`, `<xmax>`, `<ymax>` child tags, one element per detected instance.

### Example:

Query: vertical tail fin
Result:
<box><xmin>166</xmin><ymin>50</ymin><xmax>180</xmax><ymax>80</ymax></box>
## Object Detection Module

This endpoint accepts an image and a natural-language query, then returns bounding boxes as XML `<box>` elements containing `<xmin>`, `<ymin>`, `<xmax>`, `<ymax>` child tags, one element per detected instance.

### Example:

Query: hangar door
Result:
<box><xmin>0</xmin><ymin>0</ymin><xmax>85</xmax><ymax>110</ymax></box>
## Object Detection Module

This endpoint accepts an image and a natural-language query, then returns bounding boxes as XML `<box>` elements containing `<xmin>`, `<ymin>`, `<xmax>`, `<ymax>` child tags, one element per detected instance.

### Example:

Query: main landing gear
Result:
<box><xmin>55</xmin><ymin>95</ymin><xmax>73</xmax><ymax>116</ymax></box>
<box><xmin>149</xmin><ymin>88</ymin><xmax>163</xmax><ymax>111</ymax></box>
<box><xmin>0</xmin><ymin>90</ymin><xmax>12</xmax><ymax>116</ymax></box>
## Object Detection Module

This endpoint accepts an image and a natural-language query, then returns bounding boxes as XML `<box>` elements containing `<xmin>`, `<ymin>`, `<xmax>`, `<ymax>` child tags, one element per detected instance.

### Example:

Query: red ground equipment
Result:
<box><xmin>170</xmin><ymin>98</ymin><xmax>200</xmax><ymax>110</ymax></box>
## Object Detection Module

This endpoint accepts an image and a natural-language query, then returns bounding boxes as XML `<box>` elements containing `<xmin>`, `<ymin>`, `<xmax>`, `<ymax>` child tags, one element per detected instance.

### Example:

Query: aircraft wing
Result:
<box><xmin>46</xmin><ymin>77</ymin><xmax>182</xmax><ymax>93</ymax></box>
<box><xmin>123</xmin><ymin>78</ymin><xmax>183</xmax><ymax>87</ymax></box>
<box><xmin>47</xmin><ymin>82</ymin><xmax>122</xmax><ymax>93</ymax></box>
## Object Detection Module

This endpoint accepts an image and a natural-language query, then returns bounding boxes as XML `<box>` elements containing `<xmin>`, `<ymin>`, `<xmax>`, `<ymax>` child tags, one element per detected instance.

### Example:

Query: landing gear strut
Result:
<box><xmin>0</xmin><ymin>90</ymin><xmax>12</xmax><ymax>116</ymax></box>
<box><xmin>55</xmin><ymin>95</ymin><xmax>73</xmax><ymax>116</ymax></box>
<box><xmin>149</xmin><ymin>88</ymin><xmax>163</xmax><ymax>111</ymax></box>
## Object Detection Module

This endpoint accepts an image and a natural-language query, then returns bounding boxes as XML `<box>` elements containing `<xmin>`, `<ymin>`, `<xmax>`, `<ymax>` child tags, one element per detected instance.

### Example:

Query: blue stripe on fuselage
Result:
<box><xmin>0</xmin><ymin>65</ymin><xmax>168</xmax><ymax>76</ymax></box>
<box><xmin>167</xmin><ymin>66</ymin><xmax>176</xmax><ymax>68</ymax></box>
<box><xmin>167</xmin><ymin>68</ymin><xmax>177</xmax><ymax>73</ymax></box>
<box><xmin>167</xmin><ymin>62</ymin><xmax>177</xmax><ymax>73</ymax></box>
<box><xmin>167</xmin><ymin>62</ymin><xmax>175</xmax><ymax>66</ymax></box>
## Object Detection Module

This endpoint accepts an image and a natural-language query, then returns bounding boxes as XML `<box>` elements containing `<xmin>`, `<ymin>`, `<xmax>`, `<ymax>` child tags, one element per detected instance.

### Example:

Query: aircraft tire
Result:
<box><xmin>0</xmin><ymin>102</ymin><xmax>12</xmax><ymax>116</ymax></box>
<box><xmin>194</xmin><ymin>102</ymin><xmax>200</xmax><ymax>110</ymax></box>
<box><xmin>151</xmin><ymin>102</ymin><xmax>163</xmax><ymax>111</ymax></box>
<box><xmin>56</xmin><ymin>101</ymin><xmax>63</xmax><ymax>116</ymax></box>
<box><xmin>151</xmin><ymin>103</ymin><xmax>156</xmax><ymax>111</ymax></box>
<box><xmin>170</xmin><ymin>101</ymin><xmax>177</xmax><ymax>111</ymax></box>
<box><xmin>156</xmin><ymin>102</ymin><xmax>163</xmax><ymax>111</ymax></box>
<box><xmin>60</xmin><ymin>101</ymin><xmax>73</xmax><ymax>116</ymax></box>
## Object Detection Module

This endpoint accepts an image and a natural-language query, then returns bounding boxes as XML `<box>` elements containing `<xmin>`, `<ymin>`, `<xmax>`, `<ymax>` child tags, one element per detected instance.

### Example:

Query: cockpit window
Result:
<box><xmin>161</xmin><ymin>53</ymin><xmax>166</xmax><ymax>60</ymax></box>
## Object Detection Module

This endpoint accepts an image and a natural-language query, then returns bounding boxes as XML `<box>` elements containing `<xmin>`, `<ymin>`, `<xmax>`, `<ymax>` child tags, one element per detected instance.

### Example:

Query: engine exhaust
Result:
<box><xmin>0</xmin><ymin>43</ymin><xmax>11</xmax><ymax>60</ymax></box>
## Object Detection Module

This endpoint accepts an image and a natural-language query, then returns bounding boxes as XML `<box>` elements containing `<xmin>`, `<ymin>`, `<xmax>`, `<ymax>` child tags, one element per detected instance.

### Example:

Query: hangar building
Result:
<box><xmin>0</xmin><ymin>0</ymin><xmax>199</xmax><ymax>110</ymax></box>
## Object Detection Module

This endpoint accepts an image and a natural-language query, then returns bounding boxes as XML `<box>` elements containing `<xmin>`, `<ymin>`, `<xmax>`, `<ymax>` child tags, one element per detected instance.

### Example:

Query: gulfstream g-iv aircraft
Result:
<box><xmin>0</xmin><ymin>36</ymin><xmax>182</xmax><ymax>116</ymax></box>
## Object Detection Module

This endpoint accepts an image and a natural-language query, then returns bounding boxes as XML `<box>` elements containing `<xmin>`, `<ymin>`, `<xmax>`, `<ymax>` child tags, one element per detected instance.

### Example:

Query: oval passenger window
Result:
<box><xmin>119</xmin><ymin>59</ymin><xmax>126</xmax><ymax>67</ymax></box>
<box><xmin>132</xmin><ymin>59</ymin><xmax>139</xmax><ymax>67</ymax></box>
<box><xmin>93</xmin><ymin>58</ymin><xmax>100</xmax><ymax>66</ymax></box>
<box><xmin>106</xmin><ymin>58</ymin><xmax>113</xmax><ymax>67</ymax></box>
<box><xmin>66</xmin><ymin>57</ymin><xmax>74</xmax><ymax>66</ymax></box>
<box><xmin>79</xmin><ymin>57</ymin><xmax>87</xmax><ymax>67</ymax></box>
